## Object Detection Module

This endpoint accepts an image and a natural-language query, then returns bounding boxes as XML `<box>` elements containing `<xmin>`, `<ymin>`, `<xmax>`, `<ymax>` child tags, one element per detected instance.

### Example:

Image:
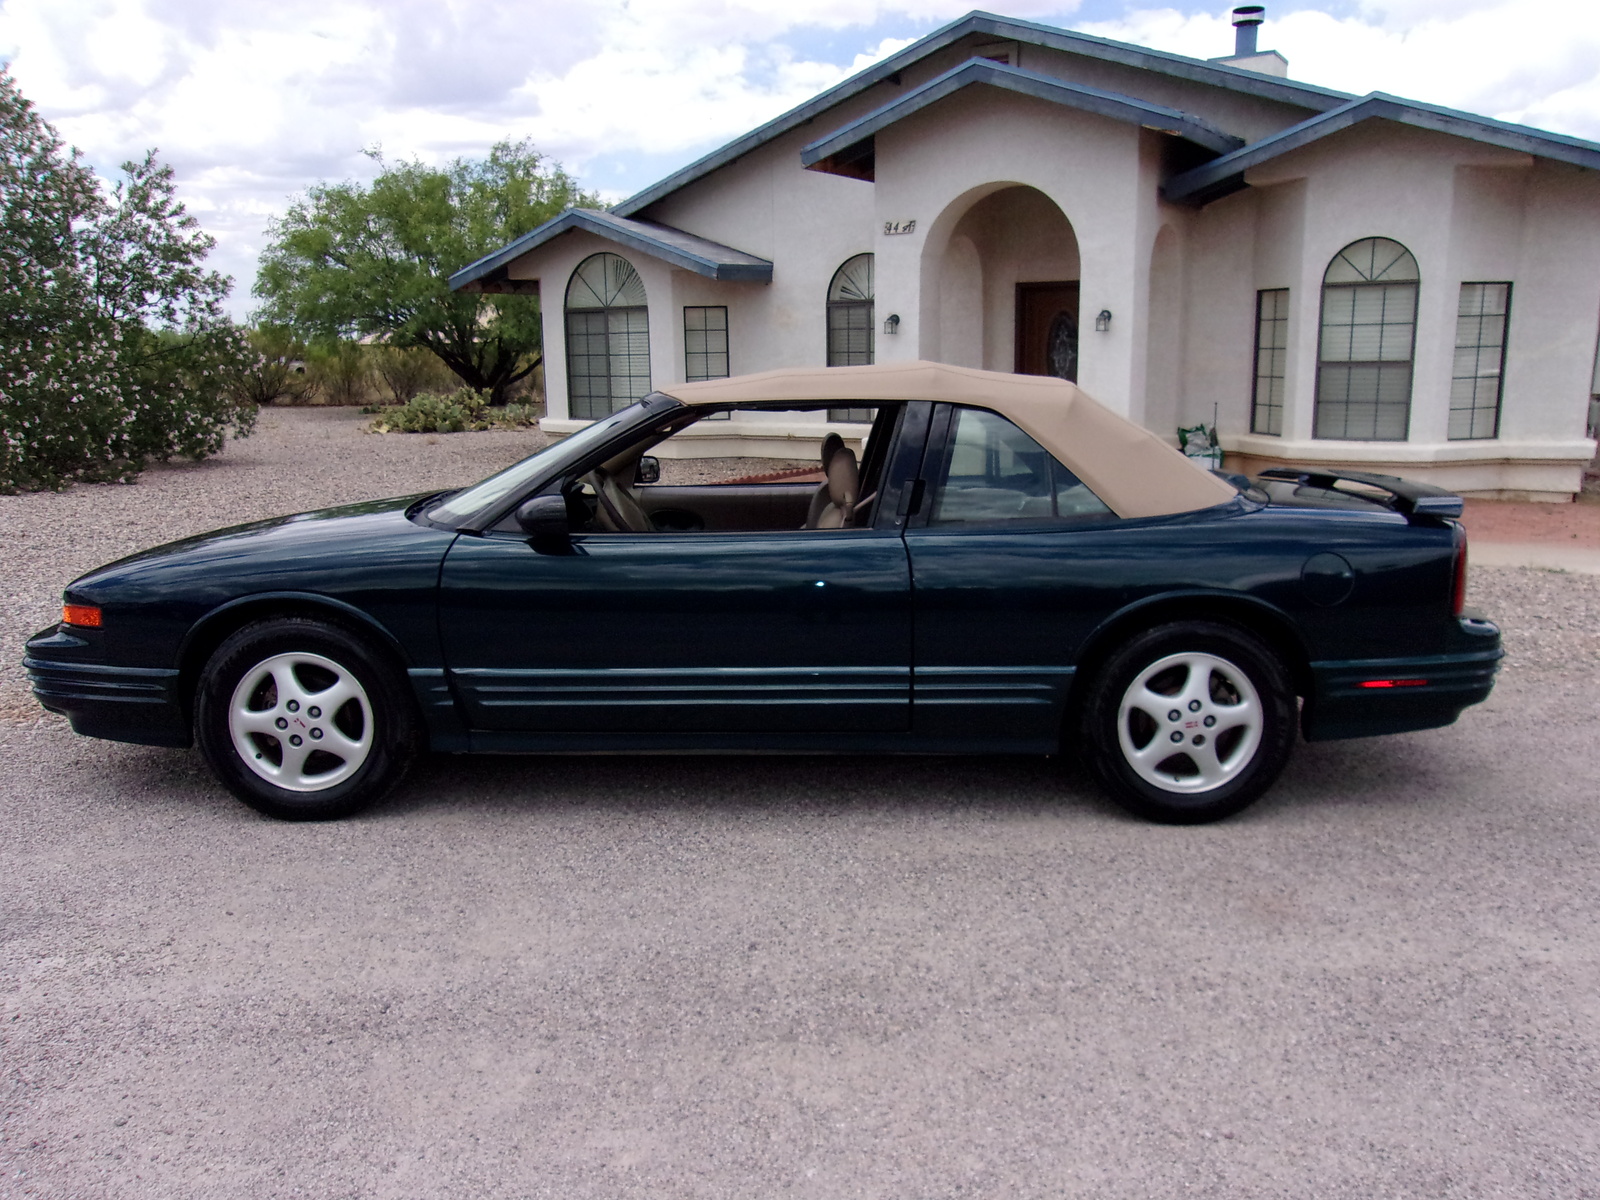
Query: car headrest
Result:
<box><xmin>820</xmin><ymin>431</ymin><xmax>846</xmax><ymax>470</ymax></box>
<box><xmin>826</xmin><ymin>446</ymin><xmax>858</xmax><ymax>511</ymax></box>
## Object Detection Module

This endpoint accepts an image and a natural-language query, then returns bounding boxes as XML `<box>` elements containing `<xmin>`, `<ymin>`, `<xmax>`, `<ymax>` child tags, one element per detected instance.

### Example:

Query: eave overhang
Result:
<box><xmin>610</xmin><ymin>9</ymin><xmax>1347</xmax><ymax>218</ymax></box>
<box><xmin>449</xmin><ymin>208</ymin><xmax>773</xmax><ymax>293</ymax></box>
<box><xmin>801</xmin><ymin>58</ymin><xmax>1246</xmax><ymax>179</ymax></box>
<box><xmin>1164</xmin><ymin>92</ymin><xmax>1600</xmax><ymax>206</ymax></box>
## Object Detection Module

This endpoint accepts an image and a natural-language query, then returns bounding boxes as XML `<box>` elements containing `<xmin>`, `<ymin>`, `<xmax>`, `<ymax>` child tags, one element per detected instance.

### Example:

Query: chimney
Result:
<box><xmin>1209</xmin><ymin>4</ymin><xmax>1287</xmax><ymax>78</ymax></box>
<box><xmin>1232</xmin><ymin>6</ymin><xmax>1263</xmax><ymax>58</ymax></box>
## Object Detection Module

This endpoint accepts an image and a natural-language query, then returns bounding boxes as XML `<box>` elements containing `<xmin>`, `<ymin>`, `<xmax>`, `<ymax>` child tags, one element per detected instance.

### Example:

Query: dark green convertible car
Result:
<box><xmin>26</xmin><ymin>362</ymin><xmax>1501</xmax><ymax>824</ymax></box>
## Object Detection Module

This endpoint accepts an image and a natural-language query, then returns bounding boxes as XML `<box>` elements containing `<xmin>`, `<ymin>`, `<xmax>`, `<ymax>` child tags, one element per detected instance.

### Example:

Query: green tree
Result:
<box><xmin>255</xmin><ymin>141</ymin><xmax>593</xmax><ymax>404</ymax></box>
<box><xmin>0</xmin><ymin>69</ymin><xmax>254</xmax><ymax>491</ymax></box>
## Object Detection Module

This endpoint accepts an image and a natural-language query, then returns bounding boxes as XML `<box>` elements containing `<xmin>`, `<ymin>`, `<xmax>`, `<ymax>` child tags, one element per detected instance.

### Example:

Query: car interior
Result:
<box><xmin>567</xmin><ymin>403</ymin><xmax>901</xmax><ymax>534</ymax></box>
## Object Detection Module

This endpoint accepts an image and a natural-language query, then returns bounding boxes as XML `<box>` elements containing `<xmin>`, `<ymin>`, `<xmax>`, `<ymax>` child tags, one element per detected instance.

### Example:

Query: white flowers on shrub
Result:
<box><xmin>0</xmin><ymin>68</ymin><xmax>256</xmax><ymax>492</ymax></box>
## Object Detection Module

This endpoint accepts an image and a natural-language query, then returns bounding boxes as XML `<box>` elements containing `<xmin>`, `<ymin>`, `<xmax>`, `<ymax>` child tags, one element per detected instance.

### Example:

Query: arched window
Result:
<box><xmin>566</xmin><ymin>252</ymin><xmax>650</xmax><ymax>419</ymax></box>
<box><xmin>826</xmin><ymin>254</ymin><xmax>875</xmax><ymax>421</ymax></box>
<box><xmin>1315</xmin><ymin>237</ymin><xmax>1419</xmax><ymax>440</ymax></box>
<box><xmin>826</xmin><ymin>254</ymin><xmax>874</xmax><ymax>367</ymax></box>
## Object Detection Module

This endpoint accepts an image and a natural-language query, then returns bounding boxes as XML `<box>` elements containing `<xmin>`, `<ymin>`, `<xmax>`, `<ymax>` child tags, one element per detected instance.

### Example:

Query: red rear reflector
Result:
<box><xmin>1359</xmin><ymin>679</ymin><xmax>1427</xmax><ymax>689</ymax></box>
<box><xmin>62</xmin><ymin>604</ymin><xmax>102</xmax><ymax>628</ymax></box>
<box><xmin>1452</xmin><ymin>532</ymin><xmax>1468</xmax><ymax>617</ymax></box>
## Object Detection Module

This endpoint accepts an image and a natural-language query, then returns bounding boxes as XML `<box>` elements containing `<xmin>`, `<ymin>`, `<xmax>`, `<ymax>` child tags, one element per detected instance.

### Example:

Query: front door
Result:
<box><xmin>1015</xmin><ymin>281</ymin><xmax>1080</xmax><ymax>381</ymax></box>
<box><xmin>439</xmin><ymin>529</ymin><xmax>911</xmax><ymax>736</ymax></box>
<box><xmin>436</xmin><ymin>403</ymin><xmax>925</xmax><ymax>740</ymax></box>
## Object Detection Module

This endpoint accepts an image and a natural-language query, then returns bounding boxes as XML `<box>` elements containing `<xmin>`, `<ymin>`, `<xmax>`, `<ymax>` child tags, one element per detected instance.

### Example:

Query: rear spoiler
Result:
<box><xmin>1257</xmin><ymin>468</ymin><xmax>1463</xmax><ymax>520</ymax></box>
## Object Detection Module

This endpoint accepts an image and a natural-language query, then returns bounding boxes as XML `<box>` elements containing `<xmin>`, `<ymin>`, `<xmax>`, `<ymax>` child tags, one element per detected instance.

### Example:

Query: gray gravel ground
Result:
<box><xmin>3</xmin><ymin>411</ymin><xmax>1599</xmax><ymax>1198</ymax></box>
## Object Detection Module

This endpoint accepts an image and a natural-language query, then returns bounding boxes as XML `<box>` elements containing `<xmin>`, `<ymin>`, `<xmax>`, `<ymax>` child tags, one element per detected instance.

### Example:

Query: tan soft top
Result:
<box><xmin>661</xmin><ymin>361</ymin><xmax>1236</xmax><ymax>519</ymax></box>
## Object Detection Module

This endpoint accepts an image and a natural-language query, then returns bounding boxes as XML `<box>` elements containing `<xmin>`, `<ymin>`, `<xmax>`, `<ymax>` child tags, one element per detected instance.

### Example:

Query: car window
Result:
<box><xmin>427</xmin><ymin>405</ymin><xmax>647</xmax><ymax>526</ymax></box>
<box><xmin>927</xmin><ymin>406</ymin><xmax>1114</xmax><ymax>526</ymax></box>
<box><xmin>560</xmin><ymin>402</ymin><xmax>905</xmax><ymax>535</ymax></box>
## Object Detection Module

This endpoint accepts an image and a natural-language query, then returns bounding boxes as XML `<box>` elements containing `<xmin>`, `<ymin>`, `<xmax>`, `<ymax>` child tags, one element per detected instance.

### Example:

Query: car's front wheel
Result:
<box><xmin>195</xmin><ymin>617</ymin><xmax>417</xmax><ymax>820</ymax></box>
<box><xmin>1083</xmin><ymin>621</ymin><xmax>1296</xmax><ymax>824</ymax></box>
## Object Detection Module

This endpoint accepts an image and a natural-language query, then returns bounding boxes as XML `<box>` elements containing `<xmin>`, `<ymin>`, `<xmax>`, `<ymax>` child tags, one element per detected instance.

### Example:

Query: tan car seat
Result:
<box><xmin>804</xmin><ymin>434</ymin><xmax>859</xmax><ymax>529</ymax></box>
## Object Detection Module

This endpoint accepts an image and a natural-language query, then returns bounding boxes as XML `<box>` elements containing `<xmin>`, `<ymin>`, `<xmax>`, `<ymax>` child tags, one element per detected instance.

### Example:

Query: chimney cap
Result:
<box><xmin>1232</xmin><ymin>5</ymin><xmax>1265</xmax><ymax>25</ymax></box>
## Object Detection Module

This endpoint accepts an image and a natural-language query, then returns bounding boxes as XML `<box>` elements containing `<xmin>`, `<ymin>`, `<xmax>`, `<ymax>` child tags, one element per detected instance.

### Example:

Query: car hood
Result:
<box><xmin>68</xmin><ymin>493</ymin><xmax>452</xmax><ymax>597</ymax></box>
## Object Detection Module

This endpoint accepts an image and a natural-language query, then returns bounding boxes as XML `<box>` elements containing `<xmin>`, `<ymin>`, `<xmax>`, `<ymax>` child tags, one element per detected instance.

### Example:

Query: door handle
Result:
<box><xmin>896</xmin><ymin>478</ymin><xmax>926</xmax><ymax>518</ymax></box>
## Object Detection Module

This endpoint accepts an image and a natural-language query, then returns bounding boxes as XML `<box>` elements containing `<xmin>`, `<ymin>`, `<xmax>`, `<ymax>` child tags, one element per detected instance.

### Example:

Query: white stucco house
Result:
<box><xmin>451</xmin><ymin>8</ymin><xmax>1600</xmax><ymax>499</ymax></box>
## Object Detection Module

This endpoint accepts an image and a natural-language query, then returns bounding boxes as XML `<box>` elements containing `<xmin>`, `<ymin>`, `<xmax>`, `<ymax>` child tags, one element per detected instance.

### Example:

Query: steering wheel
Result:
<box><xmin>585</xmin><ymin>468</ymin><xmax>652</xmax><ymax>532</ymax></box>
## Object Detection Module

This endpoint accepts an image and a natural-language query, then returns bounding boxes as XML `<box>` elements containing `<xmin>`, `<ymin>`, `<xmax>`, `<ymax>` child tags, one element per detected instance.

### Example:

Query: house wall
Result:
<box><xmin>874</xmin><ymin>86</ymin><xmax>1148</xmax><ymax>415</ymax></box>
<box><xmin>492</xmin><ymin>38</ymin><xmax>1598</xmax><ymax>496</ymax></box>
<box><xmin>508</xmin><ymin>228</ymin><xmax>675</xmax><ymax>423</ymax></box>
<box><xmin>1220</xmin><ymin>122</ymin><xmax>1600</xmax><ymax>497</ymax></box>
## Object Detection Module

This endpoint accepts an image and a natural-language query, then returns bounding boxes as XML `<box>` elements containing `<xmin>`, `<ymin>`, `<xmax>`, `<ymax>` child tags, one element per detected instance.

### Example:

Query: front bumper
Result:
<box><xmin>24</xmin><ymin>627</ymin><xmax>191</xmax><ymax>748</ymax></box>
<box><xmin>1301</xmin><ymin>615</ymin><xmax>1503</xmax><ymax>742</ymax></box>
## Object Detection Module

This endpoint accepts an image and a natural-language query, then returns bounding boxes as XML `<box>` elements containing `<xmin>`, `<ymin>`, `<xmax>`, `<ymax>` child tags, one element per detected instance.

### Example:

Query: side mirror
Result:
<box><xmin>515</xmin><ymin>494</ymin><xmax>570</xmax><ymax>538</ymax></box>
<box><xmin>635</xmin><ymin>455</ymin><xmax>661</xmax><ymax>485</ymax></box>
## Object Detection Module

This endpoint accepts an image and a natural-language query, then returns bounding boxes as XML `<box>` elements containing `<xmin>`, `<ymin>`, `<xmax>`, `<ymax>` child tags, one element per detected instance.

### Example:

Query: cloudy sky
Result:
<box><xmin>2</xmin><ymin>0</ymin><xmax>1596</xmax><ymax>316</ymax></box>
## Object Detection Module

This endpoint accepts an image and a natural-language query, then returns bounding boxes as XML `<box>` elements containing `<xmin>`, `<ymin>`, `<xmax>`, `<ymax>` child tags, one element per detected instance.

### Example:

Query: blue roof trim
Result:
<box><xmin>611</xmin><ymin>9</ymin><xmax>1347</xmax><ymax>218</ymax></box>
<box><xmin>1165</xmin><ymin>92</ymin><xmax>1600</xmax><ymax>205</ymax></box>
<box><xmin>801</xmin><ymin>58</ymin><xmax>1246</xmax><ymax>171</ymax></box>
<box><xmin>449</xmin><ymin>208</ymin><xmax>772</xmax><ymax>291</ymax></box>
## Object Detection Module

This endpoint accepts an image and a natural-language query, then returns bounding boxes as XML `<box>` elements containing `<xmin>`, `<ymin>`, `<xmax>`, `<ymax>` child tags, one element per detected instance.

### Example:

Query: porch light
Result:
<box><xmin>1094</xmin><ymin>309</ymin><xmax>1112</xmax><ymax>332</ymax></box>
<box><xmin>883</xmin><ymin>313</ymin><xmax>900</xmax><ymax>335</ymax></box>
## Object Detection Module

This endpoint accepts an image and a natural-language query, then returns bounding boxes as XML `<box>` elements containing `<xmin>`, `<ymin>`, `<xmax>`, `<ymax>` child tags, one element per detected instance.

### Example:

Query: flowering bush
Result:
<box><xmin>0</xmin><ymin>69</ymin><xmax>256</xmax><ymax>492</ymax></box>
<box><xmin>368</xmin><ymin>387</ymin><xmax>539</xmax><ymax>434</ymax></box>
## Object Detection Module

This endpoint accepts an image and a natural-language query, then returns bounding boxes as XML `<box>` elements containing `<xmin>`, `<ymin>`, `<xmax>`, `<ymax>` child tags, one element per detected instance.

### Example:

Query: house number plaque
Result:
<box><xmin>882</xmin><ymin>219</ymin><xmax>917</xmax><ymax>235</ymax></box>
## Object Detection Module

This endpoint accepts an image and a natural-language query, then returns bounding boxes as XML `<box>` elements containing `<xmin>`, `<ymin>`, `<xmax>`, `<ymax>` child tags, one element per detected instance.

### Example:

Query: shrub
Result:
<box><xmin>226</xmin><ymin>326</ymin><xmax>314</xmax><ymax>407</ymax></box>
<box><xmin>368</xmin><ymin>388</ymin><xmax>541</xmax><ymax>434</ymax></box>
<box><xmin>370</xmin><ymin>344</ymin><xmax>457</xmax><ymax>405</ymax></box>
<box><xmin>0</xmin><ymin>69</ymin><xmax>256</xmax><ymax>491</ymax></box>
<box><xmin>303</xmin><ymin>341</ymin><xmax>371</xmax><ymax>406</ymax></box>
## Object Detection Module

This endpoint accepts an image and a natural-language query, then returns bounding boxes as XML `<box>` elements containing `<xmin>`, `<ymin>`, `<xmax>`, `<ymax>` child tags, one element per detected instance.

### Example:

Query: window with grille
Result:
<box><xmin>1314</xmin><ymin>237</ymin><xmax>1419</xmax><ymax>441</ymax></box>
<box><xmin>826</xmin><ymin>254</ymin><xmax>875</xmax><ymax>421</ymax></box>
<box><xmin>565</xmin><ymin>252</ymin><xmax>651</xmax><ymax>420</ymax></box>
<box><xmin>683</xmin><ymin>306</ymin><xmax>729</xmax><ymax>382</ymax></box>
<box><xmin>1251</xmin><ymin>288</ymin><xmax>1289</xmax><ymax>436</ymax></box>
<box><xmin>1449</xmin><ymin>283</ymin><xmax>1510</xmax><ymax>440</ymax></box>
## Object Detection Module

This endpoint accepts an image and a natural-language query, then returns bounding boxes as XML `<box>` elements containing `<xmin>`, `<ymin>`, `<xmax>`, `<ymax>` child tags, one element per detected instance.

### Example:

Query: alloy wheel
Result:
<box><xmin>1115</xmin><ymin>651</ymin><xmax>1264</xmax><ymax>793</ymax></box>
<box><xmin>227</xmin><ymin>651</ymin><xmax>373</xmax><ymax>792</ymax></box>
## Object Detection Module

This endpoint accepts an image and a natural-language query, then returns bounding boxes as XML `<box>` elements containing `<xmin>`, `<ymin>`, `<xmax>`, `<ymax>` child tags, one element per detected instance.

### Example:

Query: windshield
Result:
<box><xmin>426</xmin><ymin>404</ymin><xmax>650</xmax><ymax>526</ymax></box>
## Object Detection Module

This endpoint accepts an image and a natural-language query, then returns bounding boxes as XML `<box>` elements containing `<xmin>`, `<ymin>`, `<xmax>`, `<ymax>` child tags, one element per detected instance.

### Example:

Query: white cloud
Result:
<box><xmin>1080</xmin><ymin>2</ymin><xmax>1600</xmax><ymax>138</ymax></box>
<box><xmin>1</xmin><ymin>0</ymin><xmax>1596</xmax><ymax>315</ymax></box>
<box><xmin>0</xmin><ymin>0</ymin><xmax>1001</xmax><ymax>310</ymax></box>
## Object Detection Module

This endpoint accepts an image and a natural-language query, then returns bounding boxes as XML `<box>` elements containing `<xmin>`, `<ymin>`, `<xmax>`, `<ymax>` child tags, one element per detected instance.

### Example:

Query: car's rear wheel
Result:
<box><xmin>1083</xmin><ymin>621</ymin><xmax>1295</xmax><ymax>824</ymax></box>
<box><xmin>195</xmin><ymin>617</ymin><xmax>417</xmax><ymax>821</ymax></box>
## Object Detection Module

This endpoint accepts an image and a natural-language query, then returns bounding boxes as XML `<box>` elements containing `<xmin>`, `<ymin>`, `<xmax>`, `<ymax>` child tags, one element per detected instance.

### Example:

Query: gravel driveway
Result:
<box><xmin>3</xmin><ymin>411</ymin><xmax>1598</xmax><ymax>1198</ymax></box>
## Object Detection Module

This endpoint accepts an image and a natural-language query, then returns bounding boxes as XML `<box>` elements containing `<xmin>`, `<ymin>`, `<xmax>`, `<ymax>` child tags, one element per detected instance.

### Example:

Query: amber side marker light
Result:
<box><xmin>62</xmin><ymin>604</ymin><xmax>102</xmax><ymax>628</ymax></box>
<box><xmin>1359</xmin><ymin>679</ymin><xmax>1427</xmax><ymax>689</ymax></box>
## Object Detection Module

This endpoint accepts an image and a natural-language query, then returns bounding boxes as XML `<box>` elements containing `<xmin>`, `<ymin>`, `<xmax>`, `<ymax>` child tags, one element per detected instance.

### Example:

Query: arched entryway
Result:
<box><xmin>919</xmin><ymin>185</ymin><xmax>1080</xmax><ymax>378</ymax></box>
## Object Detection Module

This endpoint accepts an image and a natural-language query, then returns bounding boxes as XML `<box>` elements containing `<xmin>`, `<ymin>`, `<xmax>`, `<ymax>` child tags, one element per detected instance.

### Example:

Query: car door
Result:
<box><xmin>902</xmin><ymin>403</ymin><xmax>1134</xmax><ymax>749</ymax></box>
<box><xmin>437</xmin><ymin>414</ymin><xmax>920</xmax><ymax>739</ymax></box>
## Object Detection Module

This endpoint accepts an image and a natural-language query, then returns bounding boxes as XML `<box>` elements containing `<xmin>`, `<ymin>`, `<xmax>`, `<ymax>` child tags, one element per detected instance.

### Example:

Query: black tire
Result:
<box><xmin>195</xmin><ymin>617</ymin><xmax>418</xmax><ymax>821</ymax></box>
<box><xmin>1082</xmin><ymin>620</ymin><xmax>1295</xmax><ymax>824</ymax></box>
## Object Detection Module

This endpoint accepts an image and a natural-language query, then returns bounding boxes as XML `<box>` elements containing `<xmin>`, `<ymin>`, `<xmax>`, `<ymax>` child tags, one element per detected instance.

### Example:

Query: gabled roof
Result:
<box><xmin>449</xmin><ymin>208</ymin><xmax>772</xmax><ymax>292</ymax></box>
<box><xmin>802</xmin><ymin>58</ymin><xmax>1245</xmax><ymax>179</ymax></box>
<box><xmin>611</xmin><ymin>9</ymin><xmax>1348</xmax><ymax>218</ymax></box>
<box><xmin>1165</xmin><ymin>91</ymin><xmax>1600</xmax><ymax>206</ymax></box>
